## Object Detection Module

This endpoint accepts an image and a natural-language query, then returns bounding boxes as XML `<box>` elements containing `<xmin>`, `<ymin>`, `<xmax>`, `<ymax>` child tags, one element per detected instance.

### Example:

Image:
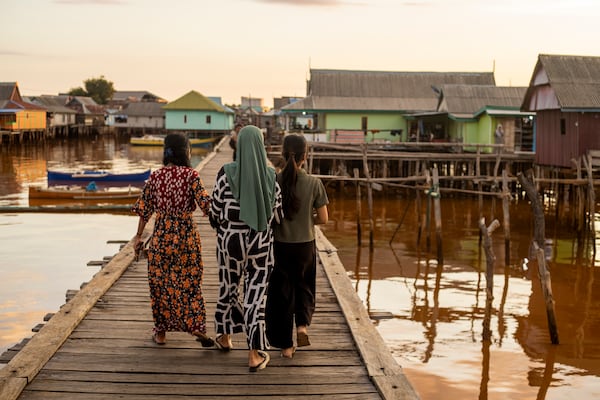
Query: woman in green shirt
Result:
<box><xmin>266</xmin><ymin>133</ymin><xmax>329</xmax><ymax>358</ymax></box>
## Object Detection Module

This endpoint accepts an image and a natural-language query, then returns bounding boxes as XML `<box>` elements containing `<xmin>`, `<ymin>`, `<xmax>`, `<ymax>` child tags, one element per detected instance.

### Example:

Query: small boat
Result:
<box><xmin>130</xmin><ymin>135</ymin><xmax>215</xmax><ymax>148</ymax></box>
<box><xmin>29</xmin><ymin>185</ymin><xmax>142</xmax><ymax>202</ymax></box>
<box><xmin>47</xmin><ymin>169</ymin><xmax>151</xmax><ymax>186</ymax></box>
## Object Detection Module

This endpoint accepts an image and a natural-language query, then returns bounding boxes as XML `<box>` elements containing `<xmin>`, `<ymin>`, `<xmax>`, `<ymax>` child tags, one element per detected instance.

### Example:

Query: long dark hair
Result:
<box><xmin>163</xmin><ymin>133</ymin><xmax>191</xmax><ymax>167</ymax></box>
<box><xmin>279</xmin><ymin>134</ymin><xmax>307</xmax><ymax>220</ymax></box>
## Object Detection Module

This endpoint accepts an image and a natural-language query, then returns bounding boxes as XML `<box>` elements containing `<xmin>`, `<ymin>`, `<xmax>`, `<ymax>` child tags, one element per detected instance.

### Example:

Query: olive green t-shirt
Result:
<box><xmin>274</xmin><ymin>169</ymin><xmax>328</xmax><ymax>243</ymax></box>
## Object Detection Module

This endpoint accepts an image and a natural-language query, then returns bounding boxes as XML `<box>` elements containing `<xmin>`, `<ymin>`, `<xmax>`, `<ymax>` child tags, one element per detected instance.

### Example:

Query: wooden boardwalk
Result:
<box><xmin>0</xmin><ymin>139</ymin><xmax>418</xmax><ymax>399</ymax></box>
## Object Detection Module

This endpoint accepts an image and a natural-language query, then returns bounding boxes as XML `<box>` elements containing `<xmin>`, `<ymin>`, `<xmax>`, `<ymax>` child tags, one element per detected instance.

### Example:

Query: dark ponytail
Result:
<box><xmin>279</xmin><ymin>134</ymin><xmax>307</xmax><ymax>220</ymax></box>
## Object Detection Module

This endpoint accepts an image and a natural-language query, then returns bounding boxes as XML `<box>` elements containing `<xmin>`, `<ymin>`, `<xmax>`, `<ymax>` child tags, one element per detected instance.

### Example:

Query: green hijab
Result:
<box><xmin>223</xmin><ymin>125</ymin><xmax>276</xmax><ymax>232</ymax></box>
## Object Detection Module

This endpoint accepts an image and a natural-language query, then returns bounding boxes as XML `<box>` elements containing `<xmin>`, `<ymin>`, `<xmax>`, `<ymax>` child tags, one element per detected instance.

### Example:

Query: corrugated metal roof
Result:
<box><xmin>523</xmin><ymin>54</ymin><xmax>600</xmax><ymax>110</ymax></box>
<box><xmin>541</xmin><ymin>54</ymin><xmax>600</xmax><ymax>108</ymax></box>
<box><xmin>283</xmin><ymin>69</ymin><xmax>495</xmax><ymax>112</ymax></box>
<box><xmin>163</xmin><ymin>90</ymin><xmax>225</xmax><ymax>112</ymax></box>
<box><xmin>123</xmin><ymin>102</ymin><xmax>165</xmax><ymax>117</ymax></box>
<box><xmin>28</xmin><ymin>95</ymin><xmax>76</xmax><ymax>113</ymax></box>
<box><xmin>439</xmin><ymin>85</ymin><xmax>527</xmax><ymax>115</ymax></box>
<box><xmin>283</xmin><ymin>96</ymin><xmax>435</xmax><ymax>112</ymax></box>
<box><xmin>0</xmin><ymin>82</ymin><xmax>19</xmax><ymax>102</ymax></box>
<box><xmin>309</xmin><ymin>69</ymin><xmax>495</xmax><ymax>97</ymax></box>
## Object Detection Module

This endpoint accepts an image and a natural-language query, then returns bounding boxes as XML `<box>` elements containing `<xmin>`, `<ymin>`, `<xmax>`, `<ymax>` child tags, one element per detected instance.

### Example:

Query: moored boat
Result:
<box><xmin>47</xmin><ymin>169</ymin><xmax>151</xmax><ymax>186</ymax></box>
<box><xmin>130</xmin><ymin>135</ymin><xmax>215</xmax><ymax>148</ymax></box>
<box><xmin>29</xmin><ymin>185</ymin><xmax>142</xmax><ymax>202</ymax></box>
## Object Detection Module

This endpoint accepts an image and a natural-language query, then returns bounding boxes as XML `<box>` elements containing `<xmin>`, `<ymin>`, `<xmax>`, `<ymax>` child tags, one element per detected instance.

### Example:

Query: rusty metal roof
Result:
<box><xmin>0</xmin><ymin>82</ymin><xmax>20</xmax><ymax>102</ymax></box>
<box><xmin>522</xmin><ymin>54</ymin><xmax>600</xmax><ymax>110</ymax></box>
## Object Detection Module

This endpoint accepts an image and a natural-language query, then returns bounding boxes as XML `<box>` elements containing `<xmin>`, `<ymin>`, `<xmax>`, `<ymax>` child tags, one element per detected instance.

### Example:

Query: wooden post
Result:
<box><xmin>424</xmin><ymin>169</ymin><xmax>432</xmax><ymax>251</ymax></box>
<box><xmin>353</xmin><ymin>168</ymin><xmax>362</xmax><ymax>246</ymax></box>
<box><xmin>432</xmin><ymin>166</ymin><xmax>443</xmax><ymax>265</ymax></box>
<box><xmin>479</xmin><ymin>217</ymin><xmax>500</xmax><ymax>341</ymax></box>
<box><xmin>502</xmin><ymin>169</ymin><xmax>511</xmax><ymax>266</ymax></box>
<box><xmin>533</xmin><ymin>242</ymin><xmax>560</xmax><ymax>345</ymax></box>
<box><xmin>361</xmin><ymin>144</ymin><xmax>375</xmax><ymax>248</ymax></box>
<box><xmin>416</xmin><ymin>172</ymin><xmax>423</xmax><ymax>247</ymax></box>
<box><xmin>583</xmin><ymin>154</ymin><xmax>596</xmax><ymax>231</ymax></box>
<box><xmin>517</xmin><ymin>170</ymin><xmax>560</xmax><ymax>344</ymax></box>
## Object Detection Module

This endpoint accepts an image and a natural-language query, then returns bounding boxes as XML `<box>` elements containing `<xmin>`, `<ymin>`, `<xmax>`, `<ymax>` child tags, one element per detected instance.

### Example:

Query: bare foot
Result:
<box><xmin>281</xmin><ymin>346</ymin><xmax>296</xmax><ymax>358</ymax></box>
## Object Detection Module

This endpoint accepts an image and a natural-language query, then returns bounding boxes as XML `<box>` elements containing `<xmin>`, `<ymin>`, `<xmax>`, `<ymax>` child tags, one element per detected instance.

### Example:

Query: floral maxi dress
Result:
<box><xmin>132</xmin><ymin>166</ymin><xmax>211</xmax><ymax>335</ymax></box>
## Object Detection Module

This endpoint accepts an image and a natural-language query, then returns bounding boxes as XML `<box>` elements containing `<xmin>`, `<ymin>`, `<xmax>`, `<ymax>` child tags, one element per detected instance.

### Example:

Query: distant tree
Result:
<box><xmin>84</xmin><ymin>76</ymin><xmax>115</xmax><ymax>105</ymax></box>
<box><xmin>67</xmin><ymin>87</ymin><xmax>87</xmax><ymax>97</ymax></box>
<box><xmin>67</xmin><ymin>75</ymin><xmax>115</xmax><ymax>105</ymax></box>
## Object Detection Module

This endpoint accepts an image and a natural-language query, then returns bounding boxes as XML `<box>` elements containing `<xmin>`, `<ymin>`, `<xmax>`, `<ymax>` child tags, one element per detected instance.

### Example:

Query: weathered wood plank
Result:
<box><xmin>20</xmin><ymin>393</ymin><xmax>382</xmax><ymax>400</ymax></box>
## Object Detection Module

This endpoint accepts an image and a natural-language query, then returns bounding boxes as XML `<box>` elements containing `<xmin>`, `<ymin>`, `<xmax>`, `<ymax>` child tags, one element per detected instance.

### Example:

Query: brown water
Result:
<box><xmin>1</xmin><ymin>136</ymin><xmax>599</xmax><ymax>399</ymax></box>
<box><xmin>320</xmin><ymin>192</ymin><xmax>600</xmax><ymax>399</ymax></box>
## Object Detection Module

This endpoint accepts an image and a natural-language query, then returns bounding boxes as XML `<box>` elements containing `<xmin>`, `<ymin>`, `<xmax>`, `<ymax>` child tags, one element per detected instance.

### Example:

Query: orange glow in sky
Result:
<box><xmin>2</xmin><ymin>0</ymin><xmax>599</xmax><ymax>107</ymax></box>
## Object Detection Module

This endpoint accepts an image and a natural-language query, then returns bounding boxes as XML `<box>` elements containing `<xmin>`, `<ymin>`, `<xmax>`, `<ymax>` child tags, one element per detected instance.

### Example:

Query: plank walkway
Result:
<box><xmin>0</xmin><ymin>138</ymin><xmax>418</xmax><ymax>399</ymax></box>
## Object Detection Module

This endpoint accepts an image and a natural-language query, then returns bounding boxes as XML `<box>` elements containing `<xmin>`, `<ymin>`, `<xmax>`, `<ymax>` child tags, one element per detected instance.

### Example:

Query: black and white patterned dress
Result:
<box><xmin>210</xmin><ymin>166</ymin><xmax>283</xmax><ymax>350</ymax></box>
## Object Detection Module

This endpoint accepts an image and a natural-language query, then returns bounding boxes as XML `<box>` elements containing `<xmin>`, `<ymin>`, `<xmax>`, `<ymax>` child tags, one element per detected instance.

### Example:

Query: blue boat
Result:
<box><xmin>47</xmin><ymin>169</ymin><xmax>151</xmax><ymax>187</ymax></box>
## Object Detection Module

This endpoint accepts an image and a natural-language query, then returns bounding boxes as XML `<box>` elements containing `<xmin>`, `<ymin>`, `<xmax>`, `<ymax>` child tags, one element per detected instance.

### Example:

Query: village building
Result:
<box><xmin>280</xmin><ymin>69</ymin><xmax>495</xmax><ymax>144</ymax></box>
<box><xmin>163</xmin><ymin>90</ymin><xmax>233</xmax><ymax>137</ymax></box>
<box><xmin>521</xmin><ymin>54</ymin><xmax>600</xmax><ymax>168</ymax></box>
<box><xmin>27</xmin><ymin>95</ymin><xmax>77</xmax><ymax>137</ymax></box>
<box><xmin>108</xmin><ymin>90</ymin><xmax>166</xmax><ymax>109</ymax></box>
<box><xmin>411</xmin><ymin>84</ymin><xmax>534</xmax><ymax>153</ymax></box>
<box><xmin>62</xmin><ymin>96</ymin><xmax>106</xmax><ymax>127</ymax></box>
<box><xmin>0</xmin><ymin>82</ymin><xmax>47</xmax><ymax>139</ymax></box>
<box><xmin>111</xmin><ymin>101</ymin><xmax>166</xmax><ymax>135</ymax></box>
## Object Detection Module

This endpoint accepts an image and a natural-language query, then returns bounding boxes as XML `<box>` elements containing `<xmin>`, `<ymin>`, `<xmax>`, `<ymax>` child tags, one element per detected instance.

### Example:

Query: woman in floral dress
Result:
<box><xmin>132</xmin><ymin>133</ymin><xmax>213</xmax><ymax>346</ymax></box>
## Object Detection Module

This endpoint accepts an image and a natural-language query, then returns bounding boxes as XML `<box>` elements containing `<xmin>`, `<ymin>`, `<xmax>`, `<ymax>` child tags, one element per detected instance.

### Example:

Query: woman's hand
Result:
<box><xmin>134</xmin><ymin>235</ymin><xmax>144</xmax><ymax>261</ymax></box>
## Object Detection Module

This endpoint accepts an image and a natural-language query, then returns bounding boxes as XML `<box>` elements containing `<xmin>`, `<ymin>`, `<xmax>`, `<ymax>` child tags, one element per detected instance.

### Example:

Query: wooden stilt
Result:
<box><xmin>432</xmin><ymin>166</ymin><xmax>443</xmax><ymax>265</ymax></box>
<box><xmin>361</xmin><ymin>145</ymin><xmax>375</xmax><ymax>248</ymax></box>
<box><xmin>517</xmin><ymin>170</ymin><xmax>560</xmax><ymax>345</ymax></box>
<box><xmin>478</xmin><ymin>217</ymin><xmax>500</xmax><ymax>341</ymax></box>
<box><xmin>502</xmin><ymin>169</ymin><xmax>511</xmax><ymax>266</ymax></box>
<box><xmin>353</xmin><ymin>168</ymin><xmax>362</xmax><ymax>246</ymax></box>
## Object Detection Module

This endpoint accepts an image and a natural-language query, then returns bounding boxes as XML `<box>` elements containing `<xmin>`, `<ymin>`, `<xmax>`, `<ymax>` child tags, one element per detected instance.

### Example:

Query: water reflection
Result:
<box><xmin>320</xmin><ymin>193</ymin><xmax>600</xmax><ymax>399</ymax></box>
<box><xmin>0</xmin><ymin>135</ymin><xmax>208</xmax><ymax>207</ymax></box>
<box><xmin>0</xmin><ymin>213</ymin><xmax>137</xmax><ymax>357</ymax></box>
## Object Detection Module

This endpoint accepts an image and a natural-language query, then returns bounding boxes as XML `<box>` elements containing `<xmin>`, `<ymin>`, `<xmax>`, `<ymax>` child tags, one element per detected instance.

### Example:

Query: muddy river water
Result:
<box><xmin>320</xmin><ymin>192</ymin><xmax>600</xmax><ymax>399</ymax></box>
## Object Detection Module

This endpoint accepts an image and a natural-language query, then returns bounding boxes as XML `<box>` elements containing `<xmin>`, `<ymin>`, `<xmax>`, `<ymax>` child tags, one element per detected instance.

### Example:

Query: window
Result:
<box><xmin>560</xmin><ymin>118</ymin><xmax>566</xmax><ymax>135</ymax></box>
<box><xmin>206</xmin><ymin>115</ymin><xmax>211</xmax><ymax>124</ymax></box>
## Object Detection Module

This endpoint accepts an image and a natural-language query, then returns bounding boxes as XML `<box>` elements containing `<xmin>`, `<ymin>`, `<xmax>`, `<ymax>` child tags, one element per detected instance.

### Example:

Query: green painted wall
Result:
<box><xmin>456</xmin><ymin>114</ymin><xmax>494</xmax><ymax>153</ymax></box>
<box><xmin>324</xmin><ymin>112</ymin><xmax>406</xmax><ymax>143</ymax></box>
<box><xmin>165</xmin><ymin>110</ymin><xmax>231</xmax><ymax>131</ymax></box>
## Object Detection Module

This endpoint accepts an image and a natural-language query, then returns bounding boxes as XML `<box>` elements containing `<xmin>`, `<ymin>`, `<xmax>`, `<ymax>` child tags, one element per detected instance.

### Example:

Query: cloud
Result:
<box><xmin>53</xmin><ymin>0</ymin><xmax>126</xmax><ymax>4</ymax></box>
<box><xmin>0</xmin><ymin>50</ymin><xmax>28</xmax><ymax>56</ymax></box>
<box><xmin>255</xmin><ymin>0</ymin><xmax>360</xmax><ymax>6</ymax></box>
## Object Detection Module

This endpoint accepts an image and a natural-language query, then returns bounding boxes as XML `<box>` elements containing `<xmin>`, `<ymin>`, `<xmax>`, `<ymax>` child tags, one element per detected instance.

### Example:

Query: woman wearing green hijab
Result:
<box><xmin>209</xmin><ymin>125</ymin><xmax>283</xmax><ymax>372</ymax></box>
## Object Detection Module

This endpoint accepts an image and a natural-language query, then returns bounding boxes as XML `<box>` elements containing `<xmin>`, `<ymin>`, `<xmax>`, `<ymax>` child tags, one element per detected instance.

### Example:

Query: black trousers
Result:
<box><xmin>265</xmin><ymin>240</ymin><xmax>316</xmax><ymax>349</ymax></box>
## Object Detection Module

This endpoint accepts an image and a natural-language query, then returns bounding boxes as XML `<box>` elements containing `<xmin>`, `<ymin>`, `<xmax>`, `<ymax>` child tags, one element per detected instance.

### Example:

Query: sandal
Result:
<box><xmin>214</xmin><ymin>334</ymin><xmax>232</xmax><ymax>352</ymax></box>
<box><xmin>152</xmin><ymin>331</ymin><xmax>166</xmax><ymax>345</ymax></box>
<box><xmin>249</xmin><ymin>350</ymin><xmax>270</xmax><ymax>372</ymax></box>
<box><xmin>193</xmin><ymin>331</ymin><xmax>215</xmax><ymax>348</ymax></box>
<box><xmin>297</xmin><ymin>331</ymin><xmax>310</xmax><ymax>347</ymax></box>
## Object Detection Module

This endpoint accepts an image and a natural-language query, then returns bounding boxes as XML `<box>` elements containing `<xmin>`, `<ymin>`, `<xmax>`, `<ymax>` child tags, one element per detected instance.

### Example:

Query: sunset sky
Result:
<box><xmin>2</xmin><ymin>0</ymin><xmax>599</xmax><ymax>108</ymax></box>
